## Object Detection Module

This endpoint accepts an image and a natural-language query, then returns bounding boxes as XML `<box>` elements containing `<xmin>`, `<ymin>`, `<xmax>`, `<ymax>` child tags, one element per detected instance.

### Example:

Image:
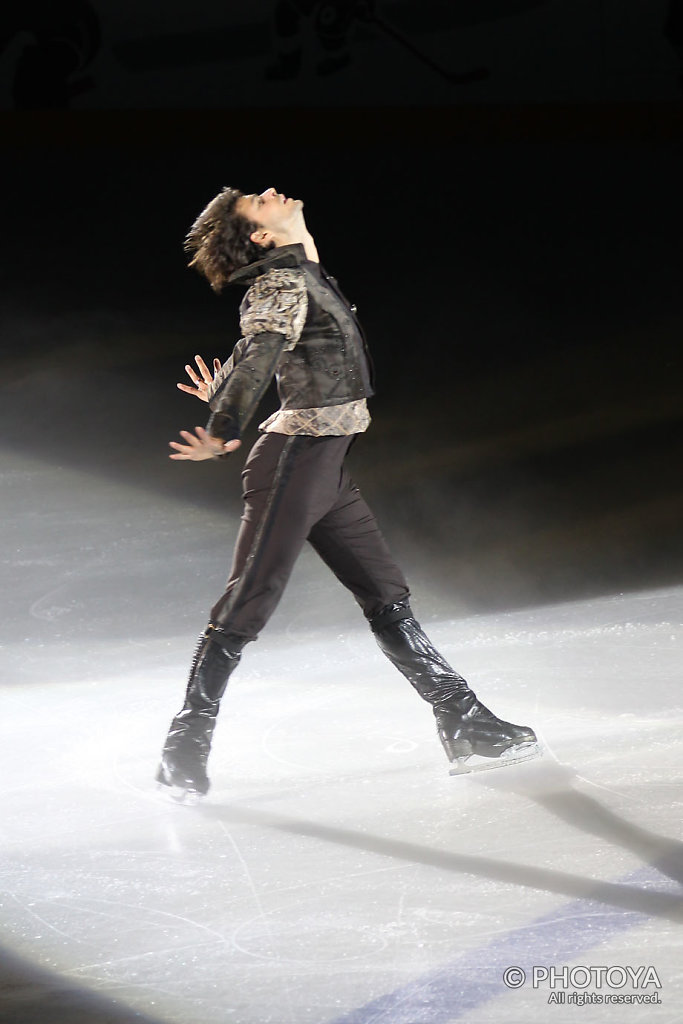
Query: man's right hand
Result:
<box><xmin>177</xmin><ymin>354</ymin><xmax>222</xmax><ymax>402</ymax></box>
<box><xmin>169</xmin><ymin>427</ymin><xmax>241</xmax><ymax>461</ymax></box>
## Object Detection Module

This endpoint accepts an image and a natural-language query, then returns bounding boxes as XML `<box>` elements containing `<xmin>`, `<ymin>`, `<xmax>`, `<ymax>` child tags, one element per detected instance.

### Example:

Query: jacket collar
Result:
<box><xmin>229</xmin><ymin>243</ymin><xmax>308</xmax><ymax>286</ymax></box>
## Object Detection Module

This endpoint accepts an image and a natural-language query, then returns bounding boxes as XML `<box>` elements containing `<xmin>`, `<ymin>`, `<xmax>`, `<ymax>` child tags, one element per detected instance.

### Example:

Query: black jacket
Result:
<box><xmin>206</xmin><ymin>244</ymin><xmax>375</xmax><ymax>442</ymax></box>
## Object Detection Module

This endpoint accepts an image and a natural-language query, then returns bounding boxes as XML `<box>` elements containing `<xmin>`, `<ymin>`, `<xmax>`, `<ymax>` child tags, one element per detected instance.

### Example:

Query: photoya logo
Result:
<box><xmin>503</xmin><ymin>964</ymin><xmax>662</xmax><ymax>990</ymax></box>
<box><xmin>534</xmin><ymin>966</ymin><xmax>661</xmax><ymax>990</ymax></box>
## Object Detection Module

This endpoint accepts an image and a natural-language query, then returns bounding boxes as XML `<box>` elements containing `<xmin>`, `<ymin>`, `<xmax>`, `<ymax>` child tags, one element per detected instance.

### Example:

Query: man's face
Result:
<box><xmin>237</xmin><ymin>187</ymin><xmax>304</xmax><ymax>244</ymax></box>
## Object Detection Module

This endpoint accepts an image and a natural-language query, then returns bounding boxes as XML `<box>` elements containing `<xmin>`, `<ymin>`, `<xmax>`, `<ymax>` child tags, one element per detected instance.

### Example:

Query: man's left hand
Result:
<box><xmin>169</xmin><ymin>426</ymin><xmax>242</xmax><ymax>461</ymax></box>
<box><xmin>177</xmin><ymin>355</ymin><xmax>222</xmax><ymax>402</ymax></box>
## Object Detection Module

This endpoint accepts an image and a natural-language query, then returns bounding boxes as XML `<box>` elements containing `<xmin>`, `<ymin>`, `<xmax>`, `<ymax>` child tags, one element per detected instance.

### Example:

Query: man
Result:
<box><xmin>157</xmin><ymin>185</ymin><xmax>539</xmax><ymax>799</ymax></box>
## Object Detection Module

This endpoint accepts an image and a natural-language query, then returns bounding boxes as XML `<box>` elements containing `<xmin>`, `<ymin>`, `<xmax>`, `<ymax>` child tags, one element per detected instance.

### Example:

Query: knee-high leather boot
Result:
<box><xmin>156</xmin><ymin>627</ymin><xmax>244</xmax><ymax>797</ymax></box>
<box><xmin>370</xmin><ymin>601</ymin><xmax>539</xmax><ymax>773</ymax></box>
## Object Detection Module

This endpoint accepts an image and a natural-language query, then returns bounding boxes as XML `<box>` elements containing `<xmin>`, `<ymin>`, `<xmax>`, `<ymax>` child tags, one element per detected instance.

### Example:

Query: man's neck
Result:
<box><xmin>299</xmin><ymin>232</ymin><xmax>319</xmax><ymax>263</ymax></box>
<box><xmin>273</xmin><ymin>228</ymin><xmax>319</xmax><ymax>263</ymax></box>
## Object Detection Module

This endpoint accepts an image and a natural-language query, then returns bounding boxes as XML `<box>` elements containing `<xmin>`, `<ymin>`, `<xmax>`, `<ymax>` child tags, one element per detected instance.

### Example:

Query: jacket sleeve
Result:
<box><xmin>205</xmin><ymin>268</ymin><xmax>307</xmax><ymax>441</ymax></box>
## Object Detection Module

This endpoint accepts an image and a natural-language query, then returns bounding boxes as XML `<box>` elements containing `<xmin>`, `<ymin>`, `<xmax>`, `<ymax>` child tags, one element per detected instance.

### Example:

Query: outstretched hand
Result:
<box><xmin>169</xmin><ymin>426</ymin><xmax>242</xmax><ymax>461</ymax></box>
<box><xmin>177</xmin><ymin>355</ymin><xmax>222</xmax><ymax>402</ymax></box>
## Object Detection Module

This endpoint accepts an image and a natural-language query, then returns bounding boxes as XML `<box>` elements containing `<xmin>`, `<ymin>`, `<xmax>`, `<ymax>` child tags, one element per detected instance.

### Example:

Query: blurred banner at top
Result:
<box><xmin>1</xmin><ymin>0</ymin><xmax>682</xmax><ymax>109</ymax></box>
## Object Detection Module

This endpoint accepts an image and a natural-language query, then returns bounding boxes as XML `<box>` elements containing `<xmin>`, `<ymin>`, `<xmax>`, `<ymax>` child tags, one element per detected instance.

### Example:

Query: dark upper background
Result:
<box><xmin>2</xmin><ymin>0</ymin><xmax>683</xmax><ymax>108</ymax></box>
<box><xmin>1</xmin><ymin>0</ymin><xmax>682</xmax><ymax>613</ymax></box>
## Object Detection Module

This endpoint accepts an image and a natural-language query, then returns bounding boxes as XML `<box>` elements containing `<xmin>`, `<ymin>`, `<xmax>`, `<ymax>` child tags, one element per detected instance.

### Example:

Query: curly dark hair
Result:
<box><xmin>184</xmin><ymin>186</ymin><xmax>274</xmax><ymax>293</ymax></box>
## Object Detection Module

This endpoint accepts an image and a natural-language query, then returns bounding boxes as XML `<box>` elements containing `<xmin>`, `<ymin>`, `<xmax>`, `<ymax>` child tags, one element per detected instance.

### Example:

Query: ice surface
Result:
<box><xmin>1</xmin><ymin>450</ymin><xmax>682</xmax><ymax>1024</ymax></box>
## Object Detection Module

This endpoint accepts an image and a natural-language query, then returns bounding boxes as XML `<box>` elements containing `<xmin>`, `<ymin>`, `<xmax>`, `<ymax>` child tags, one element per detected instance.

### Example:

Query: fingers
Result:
<box><xmin>184</xmin><ymin>360</ymin><xmax>209</xmax><ymax>389</ymax></box>
<box><xmin>194</xmin><ymin>427</ymin><xmax>221</xmax><ymax>443</ymax></box>
<box><xmin>179</xmin><ymin>429</ymin><xmax>202</xmax><ymax>444</ymax></box>
<box><xmin>178</xmin><ymin>382</ymin><xmax>210</xmax><ymax>402</ymax></box>
<box><xmin>184</xmin><ymin>363</ymin><xmax>201</xmax><ymax>386</ymax></box>
<box><xmin>194</xmin><ymin>354</ymin><xmax>213</xmax><ymax>382</ymax></box>
<box><xmin>193</xmin><ymin>427</ymin><xmax>240</xmax><ymax>452</ymax></box>
<box><xmin>169</xmin><ymin>439</ymin><xmax>195</xmax><ymax>460</ymax></box>
<box><xmin>180</xmin><ymin>355</ymin><xmax>219</xmax><ymax>402</ymax></box>
<box><xmin>168</xmin><ymin>429</ymin><xmax>206</xmax><ymax>461</ymax></box>
<box><xmin>168</xmin><ymin>427</ymin><xmax>227</xmax><ymax>461</ymax></box>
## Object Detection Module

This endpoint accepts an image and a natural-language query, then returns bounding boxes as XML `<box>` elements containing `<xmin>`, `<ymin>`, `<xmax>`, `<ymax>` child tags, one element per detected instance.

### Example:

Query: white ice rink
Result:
<box><xmin>1</xmin><ymin>452</ymin><xmax>682</xmax><ymax>1024</ymax></box>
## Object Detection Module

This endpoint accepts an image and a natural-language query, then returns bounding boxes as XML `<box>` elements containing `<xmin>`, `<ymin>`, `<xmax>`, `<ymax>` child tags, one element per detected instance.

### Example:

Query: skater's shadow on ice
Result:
<box><xmin>472</xmin><ymin>758</ymin><xmax>683</xmax><ymax>888</ymax></box>
<box><xmin>198</xmin><ymin>778</ymin><xmax>683</xmax><ymax>924</ymax></box>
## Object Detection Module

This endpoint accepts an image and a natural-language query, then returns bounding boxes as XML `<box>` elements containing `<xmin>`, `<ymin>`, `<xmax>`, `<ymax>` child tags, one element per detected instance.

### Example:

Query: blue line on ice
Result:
<box><xmin>326</xmin><ymin>863</ymin><xmax>678</xmax><ymax>1024</ymax></box>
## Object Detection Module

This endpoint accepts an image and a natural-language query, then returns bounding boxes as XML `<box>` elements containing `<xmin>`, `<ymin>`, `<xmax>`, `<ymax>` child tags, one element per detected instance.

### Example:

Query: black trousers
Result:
<box><xmin>210</xmin><ymin>432</ymin><xmax>409</xmax><ymax>643</ymax></box>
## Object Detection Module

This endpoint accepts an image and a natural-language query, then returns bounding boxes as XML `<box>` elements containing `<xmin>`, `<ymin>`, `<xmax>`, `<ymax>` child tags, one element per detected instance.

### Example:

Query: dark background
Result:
<box><xmin>2</xmin><ymin>0</ymin><xmax>683</xmax><ymax>613</ymax></box>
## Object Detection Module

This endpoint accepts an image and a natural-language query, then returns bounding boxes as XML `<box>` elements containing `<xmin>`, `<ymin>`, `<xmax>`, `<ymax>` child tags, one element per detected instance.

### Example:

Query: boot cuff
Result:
<box><xmin>207</xmin><ymin>623</ymin><xmax>250</xmax><ymax>654</ymax></box>
<box><xmin>370</xmin><ymin>601</ymin><xmax>413</xmax><ymax>635</ymax></box>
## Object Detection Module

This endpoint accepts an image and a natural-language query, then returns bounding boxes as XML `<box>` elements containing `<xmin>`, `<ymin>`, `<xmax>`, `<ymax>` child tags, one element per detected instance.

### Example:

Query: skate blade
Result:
<box><xmin>448</xmin><ymin>741</ymin><xmax>542</xmax><ymax>776</ymax></box>
<box><xmin>156</xmin><ymin>781</ymin><xmax>204</xmax><ymax>805</ymax></box>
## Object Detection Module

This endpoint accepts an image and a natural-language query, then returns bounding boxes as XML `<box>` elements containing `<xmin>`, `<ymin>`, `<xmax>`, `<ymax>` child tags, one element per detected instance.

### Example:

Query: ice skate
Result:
<box><xmin>156</xmin><ymin>775</ymin><xmax>205</xmax><ymax>804</ymax></box>
<box><xmin>436</xmin><ymin>697</ymin><xmax>540</xmax><ymax>775</ymax></box>
<box><xmin>370</xmin><ymin>602</ymin><xmax>540</xmax><ymax>775</ymax></box>
<box><xmin>156</xmin><ymin>726</ymin><xmax>212</xmax><ymax>800</ymax></box>
<box><xmin>156</xmin><ymin>628</ymin><xmax>243</xmax><ymax>800</ymax></box>
<box><xmin>446</xmin><ymin>744</ymin><xmax>541</xmax><ymax>775</ymax></box>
